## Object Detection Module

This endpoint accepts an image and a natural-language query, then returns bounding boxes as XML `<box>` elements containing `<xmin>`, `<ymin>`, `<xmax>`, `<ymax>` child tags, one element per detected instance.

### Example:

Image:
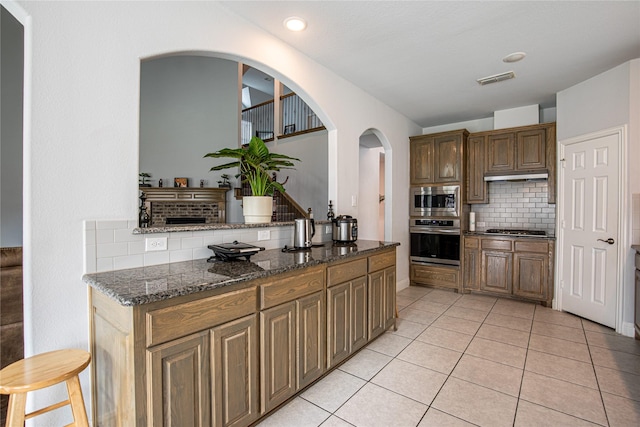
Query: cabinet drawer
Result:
<box><xmin>515</xmin><ymin>240</ymin><xmax>548</xmax><ymax>254</ymax></box>
<box><xmin>368</xmin><ymin>250</ymin><xmax>395</xmax><ymax>273</ymax></box>
<box><xmin>260</xmin><ymin>265</ymin><xmax>324</xmax><ymax>309</ymax></box>
<box><xmin>464</xmin><ymin>237</ymin><xmax>479</xmax><ymax>249</ymax></box>
<box><xmin>410</xmin><ymin>264</ymin><xmax>459</xmax><ymax>289</ymax></box>
<box><xmin>146</xmin><ymin>287</ymin><xmax>256</xmax><ymax>347</ymax></box>
<box><xmin>481</xmin><ymin>239</ymin><xmax>513</xmax><ymax>251</ymax></box>
<box><xmin>327</xmin><ymin>258</ymin><xmax>367</xmax><ymax>287</ymax></box>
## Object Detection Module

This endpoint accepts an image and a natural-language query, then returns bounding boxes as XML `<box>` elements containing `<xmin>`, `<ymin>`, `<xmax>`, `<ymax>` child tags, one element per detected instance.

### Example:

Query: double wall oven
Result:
<box><xmin>410</xmin><ymin>185</ymin><xmax>461</xmax><ymax>266</ymax></box>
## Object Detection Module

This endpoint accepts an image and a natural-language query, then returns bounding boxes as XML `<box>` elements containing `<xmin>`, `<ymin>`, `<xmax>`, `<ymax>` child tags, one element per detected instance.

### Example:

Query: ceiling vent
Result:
<box><xmin>477</xmin><ymin>71</ymin><xmax>516</xmax><ymax>86</ymax></box>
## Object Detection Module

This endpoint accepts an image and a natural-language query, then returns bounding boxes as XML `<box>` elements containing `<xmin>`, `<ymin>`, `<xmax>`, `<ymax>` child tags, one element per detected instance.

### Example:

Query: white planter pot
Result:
<box><xmin>243</xmin><ymin>196</ymin><xmax>273</xmax><ymax>224</ymax></box>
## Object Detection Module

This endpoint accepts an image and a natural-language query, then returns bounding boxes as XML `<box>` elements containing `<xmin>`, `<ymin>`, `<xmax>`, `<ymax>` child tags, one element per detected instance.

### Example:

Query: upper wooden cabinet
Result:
<box><xmin>410</xmin><ymin>129</ymin><xmax>468</xmax><ymax>185</ymax></box>
<box><xmin>467</xmin><ymin>122</ymin><xmax>557</xmax><ymax>204</ymax></box>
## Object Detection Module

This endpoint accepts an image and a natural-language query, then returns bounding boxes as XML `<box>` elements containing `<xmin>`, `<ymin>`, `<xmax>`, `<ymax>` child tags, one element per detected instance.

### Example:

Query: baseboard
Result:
<box><xmin>620</xmin><ymin>321</ymin><xmax>635</xmax><ymax>338</ymax></box>
<box><xmin>395</xmin><ymin>277</ymin><xmax>410</xmax><ymax>292</ymax></box>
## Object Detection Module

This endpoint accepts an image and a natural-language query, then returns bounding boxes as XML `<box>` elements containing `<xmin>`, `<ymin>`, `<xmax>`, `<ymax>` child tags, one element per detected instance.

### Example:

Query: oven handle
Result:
<box><xmin>410</xmin><ymin>227</ymin><xmax>461</xmax><ymax>234</ymax></box>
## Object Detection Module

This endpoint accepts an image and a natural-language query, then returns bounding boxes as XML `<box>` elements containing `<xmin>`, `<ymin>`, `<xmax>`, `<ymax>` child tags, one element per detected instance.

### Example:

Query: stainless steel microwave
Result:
<box><xmin>410</xmin><ymin>185</ymin><xmax>460</xmax><ymax>217</ymax></box>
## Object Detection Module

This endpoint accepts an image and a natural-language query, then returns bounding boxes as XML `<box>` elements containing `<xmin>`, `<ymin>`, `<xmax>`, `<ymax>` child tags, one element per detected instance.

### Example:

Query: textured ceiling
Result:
<box><xmin>221</xmin><ymin>1</ymin><xmax>640</xmax><ymax>127</ymax></box>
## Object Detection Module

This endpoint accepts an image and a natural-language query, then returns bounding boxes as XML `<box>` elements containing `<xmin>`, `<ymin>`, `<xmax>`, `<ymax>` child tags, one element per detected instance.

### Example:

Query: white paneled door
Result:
<box><xmin>560</xmin><ymin>130</ymin><xmax>621</xmax><ymax>328</ymax></box>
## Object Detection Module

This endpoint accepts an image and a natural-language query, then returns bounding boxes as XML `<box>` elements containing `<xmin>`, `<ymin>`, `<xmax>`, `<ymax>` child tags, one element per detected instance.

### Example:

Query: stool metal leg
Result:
<box><xmin>66</xmin><ymin>375</ymin><xmax>89</xmax><ymax>427</ymax></box>
<box><xmin>5</xmin><ymin>392</ymin><xmax>27</xmax><ymax>427</ymax></box>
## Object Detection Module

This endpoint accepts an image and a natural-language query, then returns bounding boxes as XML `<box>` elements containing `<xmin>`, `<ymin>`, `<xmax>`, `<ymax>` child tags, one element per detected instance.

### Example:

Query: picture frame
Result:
<box><xmin>283</xmin><ymin>124</ymin><xmax>296</xmax><ymax>135</ymax></box>
<box><xmin>255</xmin><ymin>130</ymin><xmax>274</xmax><ymax>140</ymax></box>
<box><xmin>174</xmin><ymin>177</ymin><xmax>188</xmax><ymax>188</ymax></box>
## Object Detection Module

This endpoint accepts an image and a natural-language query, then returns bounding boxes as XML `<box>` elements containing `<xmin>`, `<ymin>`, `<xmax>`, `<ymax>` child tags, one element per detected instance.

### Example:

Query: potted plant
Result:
<box><xmin>217</xmin><ymin>174</ymin><xmax>231</xmax><ymax>188</ymax></box>
<box><xmin>204</xmin><ymin>137</ymin><xmax>300</xmax><ymax>223</ymax></box>
<box><xmin>139</xmin><ymin>172</ymin><xmax>152</xmax><ymax>187</ymax></box>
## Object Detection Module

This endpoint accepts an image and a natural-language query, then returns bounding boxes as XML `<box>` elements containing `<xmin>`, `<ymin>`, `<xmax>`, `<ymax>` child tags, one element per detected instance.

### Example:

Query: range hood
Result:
<box><xmin>484</xmin><ymin>172</ymin><xmax>548</xmax><ymax>182</ymax></box>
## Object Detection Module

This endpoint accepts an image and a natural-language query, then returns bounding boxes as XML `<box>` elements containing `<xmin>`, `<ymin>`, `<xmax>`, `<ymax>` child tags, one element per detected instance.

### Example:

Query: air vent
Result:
<box><xmin>477</xmin><ymin>71</ymin><xmax>516</xmax><ymax>86</ymax></box>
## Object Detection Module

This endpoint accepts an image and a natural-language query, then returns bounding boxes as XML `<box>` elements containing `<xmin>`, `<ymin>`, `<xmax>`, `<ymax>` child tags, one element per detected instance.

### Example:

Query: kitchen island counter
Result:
<box><xmin>83</xmin><ymin>240</ymin><xmax>399</xmax><ymax>306</ymax></box>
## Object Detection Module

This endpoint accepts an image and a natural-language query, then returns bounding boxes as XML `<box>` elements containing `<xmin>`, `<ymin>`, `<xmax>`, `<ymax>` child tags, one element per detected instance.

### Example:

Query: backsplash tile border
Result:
<box><xmin>83</xmin><ymin>219</ymin><xmax>330</xmax><ymax>274</ymax></box>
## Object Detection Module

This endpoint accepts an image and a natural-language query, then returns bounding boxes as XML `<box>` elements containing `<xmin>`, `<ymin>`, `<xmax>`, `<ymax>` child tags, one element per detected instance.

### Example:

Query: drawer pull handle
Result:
<box><xmin>597</xmin><ymin>238</ymin><xmax>615</xmax><ymax>245</ymax></box>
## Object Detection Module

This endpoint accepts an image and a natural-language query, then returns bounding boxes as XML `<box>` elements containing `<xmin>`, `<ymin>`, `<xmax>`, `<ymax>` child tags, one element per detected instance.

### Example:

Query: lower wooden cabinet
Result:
<box><xmin>326</xmin><ymin>277</ymin><xmax>367</xmax><ymax>368</ymax></box>
<box><xmin>147</xmin><ymin>331</ymin><xmax>210</xmax><ymax>427</ymax></box>
<box><xmin>260</xmin><ymin>302</ymin><xmax>296</xmax><ymax>413</ymax></box>
<box><xmin>462</xmin><ymin>235</ymin><xmax>554</xmax><ymax>305</ymax></box>
<box><xmin>211</xmin><ymin>315</ymin><xmax>259</xmax><ymax>427</ymax></box>
<box><xmin>90</xmin><ymin>247</ymin><xmax>397</xmax><ymax>427</ymax></box>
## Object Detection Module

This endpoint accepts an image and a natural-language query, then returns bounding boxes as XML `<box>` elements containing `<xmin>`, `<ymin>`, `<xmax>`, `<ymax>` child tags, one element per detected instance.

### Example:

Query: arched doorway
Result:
<box><xmin>358</xmin><ymin>129</ymin><xmax>388</xmax><ymax>241</ymax></box>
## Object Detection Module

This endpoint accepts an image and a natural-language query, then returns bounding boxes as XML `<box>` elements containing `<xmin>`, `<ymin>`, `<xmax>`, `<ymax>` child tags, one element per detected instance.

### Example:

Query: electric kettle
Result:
<box><xmin>294</xmin><ymin>218</ymin><xmax>315</xmax><ymax>248</ymax></box>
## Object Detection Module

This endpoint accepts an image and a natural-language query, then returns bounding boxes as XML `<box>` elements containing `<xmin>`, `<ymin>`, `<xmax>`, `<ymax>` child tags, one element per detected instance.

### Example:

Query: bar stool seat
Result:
<box><xmin>0</xmin><ymin>349</ymin><xmax>90</xmax><ymax>427</ymax></box>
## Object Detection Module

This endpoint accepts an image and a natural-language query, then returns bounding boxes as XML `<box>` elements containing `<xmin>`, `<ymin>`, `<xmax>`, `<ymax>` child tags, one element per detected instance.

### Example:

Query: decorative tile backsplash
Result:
<box><xmin>470</xmin><ymin>180</ymin><xmax>556</xmax><ymax>234</ymax></box>
<box><xmin>84</xmin><ymin>220</ymin><xmax>331</xmax><ymax>273</ymax></box>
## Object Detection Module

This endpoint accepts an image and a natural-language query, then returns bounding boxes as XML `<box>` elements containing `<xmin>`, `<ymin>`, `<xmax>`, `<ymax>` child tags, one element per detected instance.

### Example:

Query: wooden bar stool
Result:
<box><xmin>0</xmin><ymin>349</ymin><xmax>90</xmax><ymax>427</ymax></box>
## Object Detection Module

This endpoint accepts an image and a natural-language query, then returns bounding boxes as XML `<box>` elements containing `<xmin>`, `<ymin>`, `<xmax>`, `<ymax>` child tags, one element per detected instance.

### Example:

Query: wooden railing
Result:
<box><xmin>241</xmin><ymin>93</ymin><xmax>324</xmax><ymax>145</ymax></box>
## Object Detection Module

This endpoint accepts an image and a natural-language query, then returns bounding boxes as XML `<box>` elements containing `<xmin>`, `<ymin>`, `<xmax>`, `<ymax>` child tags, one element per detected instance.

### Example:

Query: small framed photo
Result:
<box><xmin>283</xmin><ymin>124</ymin><xmax>296</xmax><ymax>135</ymax></box>
<box><xmin>174</xmin><ymin>177</ymin><xmax>188</xmax><ymax>188</ymax></box>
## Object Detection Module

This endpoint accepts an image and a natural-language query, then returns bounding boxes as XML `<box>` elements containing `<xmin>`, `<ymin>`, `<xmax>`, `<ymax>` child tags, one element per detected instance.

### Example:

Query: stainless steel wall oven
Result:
<box><xmin>409</xmin><ymin>219</ymin><xmax>460</xmax><ymax>266</ymax></box>
<box><xmin>410</xmin><ymin>185</ymin><xmax>460</xmax><ymax>217</ymax></box>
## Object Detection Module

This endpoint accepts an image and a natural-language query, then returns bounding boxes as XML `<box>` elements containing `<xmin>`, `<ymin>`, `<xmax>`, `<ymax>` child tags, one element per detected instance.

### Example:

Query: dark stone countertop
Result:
<box><xmin>83</xmin><ymin>240</ymin><xmax>399</xmax><ymax>306</ymax></box>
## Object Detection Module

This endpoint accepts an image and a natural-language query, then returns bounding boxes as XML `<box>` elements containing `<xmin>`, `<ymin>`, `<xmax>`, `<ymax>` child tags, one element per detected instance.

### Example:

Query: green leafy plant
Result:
<box><xmin>204</xmin><ymin>137</ymin><xmax>300</xmax><ymax>196</ymax></box>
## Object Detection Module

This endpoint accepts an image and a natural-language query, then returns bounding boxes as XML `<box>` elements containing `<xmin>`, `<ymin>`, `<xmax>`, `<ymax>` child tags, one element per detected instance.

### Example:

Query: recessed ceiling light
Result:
<box><xmin>502</xmin><ymin>52</ymin><xmax>527</xmax><ymax>63</ymax></box>
<box><xmin>283</xmin><ymin>16</ymin><xmax>307</xmax><ymax>32</ymax></box>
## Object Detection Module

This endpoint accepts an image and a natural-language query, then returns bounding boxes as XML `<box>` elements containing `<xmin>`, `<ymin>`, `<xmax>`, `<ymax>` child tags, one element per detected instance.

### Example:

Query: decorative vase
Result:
<box><xmin>243</xmin><ymin>196</ymin><xmax>273</xmax><ymax>223</ymax></box>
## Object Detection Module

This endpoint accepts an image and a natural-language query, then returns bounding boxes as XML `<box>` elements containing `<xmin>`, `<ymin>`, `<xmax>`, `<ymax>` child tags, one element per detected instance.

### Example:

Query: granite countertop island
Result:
<box><xmin>83</xmin><ymin>240</ymin><xmax>399</xmax><ymax>306</ymax></box>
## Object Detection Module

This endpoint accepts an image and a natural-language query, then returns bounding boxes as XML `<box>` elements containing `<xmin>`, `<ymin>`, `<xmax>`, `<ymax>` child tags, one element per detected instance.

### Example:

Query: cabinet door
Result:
<box><xmin>297</xmin><ymin>291</ymin><xmax>325</xmax><ymax>390</ymax></box>
<box><xmin>383</xmin><ymin>267</ymin><xmax>397</xmax><ymax>330</ymax></box>
<box><xmin>481</xmin><ymin>250</ymin><xmax>513</xmax><ymax>294</ymax></box>
<box><xmin>516</xmin><ymin>128</ymin><xmax>546</xmax><ymax>171</ymax></box>
<box><xmin>352</xmin><ymin>277</ymin><xmax>368</xmax><ymax>350</ymax></box>
<box><xmin>463</xmin><ymin>248</ymin><xmax>480</xmax><ymax>291</ymax></box>
<box><xmin>434</xmin><ymin>134</ymin><xmax>461</xmax><ymax>182</ymax></box>
<box><xmin>513</xmin><ymin>252</ymin><xmax>548</xmax><ymax>301</ymax></box>
<box><xmin>326</xmin><ymin>282</ymin><xmax>351</xmax><ymax>368</ymax></box>
<box><xmin>635</xmin><ymin>269</ymin><xmax>640</xmax><ymax>337</ymax></box>
<box><xmin>368</xmin><ymin>271</ymin><xmax>385</xmax><ymax>340</ymax></box>
<box><xmin>147</xmin><ymin>331</ymin><xmax>210</xmax><ymax>427</ymax></box>
<box><xmin>486</xmin><ymin>133</ymin><xmax>515</xmax><ymax>173</ymax></box>
<box><xmin>467</xmin><ymin>136</ymin><xmax>487</xmax><ymax>203</ymax></box>
<box><xmin>410</xmin><ymin>138</ymin><xmax>435</xmax><ymax>184</ymax></box>
<box><xmin>260</xmin><ymin>302</ymin><xmax>296</xmax><ymax>414</ymax></box>
<box><xmin>211</xmin><ymin>315</ymin><xmax>259</xmax><ymax>427</ymax></box>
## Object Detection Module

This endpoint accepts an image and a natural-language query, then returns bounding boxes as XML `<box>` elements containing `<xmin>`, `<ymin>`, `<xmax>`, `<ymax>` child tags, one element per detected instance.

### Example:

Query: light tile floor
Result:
<box><xmin>257</xmin><ymin>286</ymin><xmax>640</xmax><ymax>427</ymax></box>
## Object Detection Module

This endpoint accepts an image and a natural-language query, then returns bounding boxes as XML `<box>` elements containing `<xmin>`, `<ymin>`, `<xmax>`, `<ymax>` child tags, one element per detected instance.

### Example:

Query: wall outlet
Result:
<box><xmin>145</xmin><ymin>237</ymin><xmax>167</xmax><ymax>251</ymax></box>
<box><xmin>257</xmin><ymin>230</ymin><xmax>270</xmax><ymax>241</ymax></box>
<box><xmin>325</xmin><ymin>225</ymin><xmax>332</xmax><ymax>234</ymax></box>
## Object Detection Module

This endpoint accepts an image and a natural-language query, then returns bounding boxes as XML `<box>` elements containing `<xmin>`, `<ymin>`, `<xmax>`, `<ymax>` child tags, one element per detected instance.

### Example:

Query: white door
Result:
<box><xmin>560</xmin><ymin>130</ymin><xmax>620</xmax><ymax>328</ymax></box>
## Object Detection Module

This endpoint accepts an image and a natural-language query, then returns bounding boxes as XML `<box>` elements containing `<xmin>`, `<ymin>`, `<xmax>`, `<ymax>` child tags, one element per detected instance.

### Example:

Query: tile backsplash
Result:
<box><xmin>84</xmin><ymin>220</ymin><xmax>330</xmax><ymax>273</ymax></box>
<box><xmin>470</xmin><ymin>180</ymin><xmax>556</xmax><ymax>234</ymax></box>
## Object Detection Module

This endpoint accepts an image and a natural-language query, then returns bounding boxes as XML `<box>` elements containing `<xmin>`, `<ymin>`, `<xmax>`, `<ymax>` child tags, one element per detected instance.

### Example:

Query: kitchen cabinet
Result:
<box><xmin>326</xmin><ymin>258</ymin><xmax>368</xmax><ymax>368</ymax></box>
<box><xmin>466</xmin><ymin>136</ymin><xmax>487</xmax><ymax>203</ymax></box>
<box><xmin>368</xmin><ymin>250</ymin><xmax>397</xmax><ymax>340</ymax></box>
<box><xmin>259</xmin><ymin>266</ymin><xmax>325</xmax><ymax>413</ymax></box>
<box><xmin>467</xmin><ymin>123</ymin><xmax>557</xmax><ymax>204</ymax></box>
<box><xmin>410</xmin><ymin>129</ymin><xmax>468</xmax><ymax>185</ymax></box>
<box><xmin>147</xmin><ymin>331</ymin><xmax>210</xmax><ymax>427</ymax></box>
<box><xmin>211</xmin><ymin>315</ymin><xmax>259</xmax><ymax>427</ymax></box>
<box><xmin>462</xmin><ymin>237</ymin><xmax>480</xmax><ymax>290</ymax></box>
<box><xmin>462</xmin><ymin>235</ymin><xmax>554</xmax><ymax>306</ymax></box>
<box><xmin>89</xmin><ymin>244</ymin><xmax>397</xmax><ymax>427</ymax></box>
<box><xmin>410</xmin><ymin>263</ymin><xmax>460</xmax><ymax>291</ymax></box>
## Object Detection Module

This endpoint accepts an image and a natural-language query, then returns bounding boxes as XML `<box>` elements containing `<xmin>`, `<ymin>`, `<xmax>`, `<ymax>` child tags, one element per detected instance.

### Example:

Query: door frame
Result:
<box><xmin>555</xmin><ymin>125</ymin><xmax>628</xmax><ymax>334</ymax></box>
